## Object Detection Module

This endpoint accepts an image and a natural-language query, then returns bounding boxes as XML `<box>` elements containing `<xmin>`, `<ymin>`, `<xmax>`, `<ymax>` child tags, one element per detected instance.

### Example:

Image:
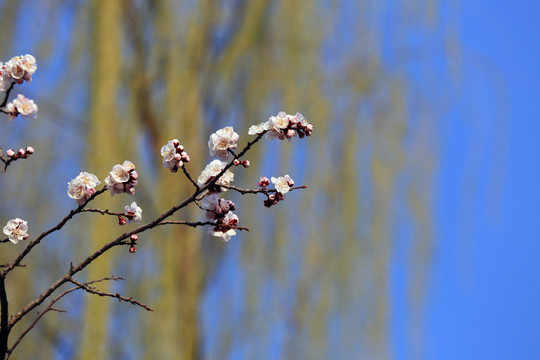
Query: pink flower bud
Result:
<box><xmin>129</xmin><ymin>246</ymin><xmax>137</xmax><ymax>253</ymax></box>
<box><xmin>176</xmin><ymin>144</ymin><xmax>184</xmax><ymax>152</ymax></box>
<box><xmin>25</xmin><ymin>146</ymin><xmax>34</xmax><ymax>154</ymax></box>
<box><xmin>174</xmin><ymin>153</ymin><xmax>182</xmax><ymax>162</ymax></box>
<box><xmin>242</xmin><ymin>160</ymin><xmax>250</xmax><ymax>168</ymax></box>
<box><xmin>23</xmin><ymin>73</ymin><xmax>31</xmax><ymax>81</ymax></box>
<box><xmin>119</xmin><ymin>217</ymin><xmax>127</xmax><ymax>225</ymax></box>
<box><xmin>286</xmin><ymin>129</ymin><xmax>296</xmax><ymax>139</ymax></box>
<box><xmin>182</xmin><ymin>154</ymin><xmax>190</xmax><ymax>163</ymax></box>
<box><xmin>130</xmin><ymin>171</ymin><xmax>139</xmax><ymax>180</ymax></box>
<box><xmin>126</xmin><ymin>187</ymin><xmax>136</xmax><ymax>195</ymax></box>
<box><xmin>23</xmin><ymin>234</ymin><xmax>29</xmax><ymax>240</ymax></box>
<box><xmin>130</xmin><ymin>234</ymin><xmax>138</xmax><ymax>241</ymax></box>
<box><xmin>6</xmin><ymin>149</ymin><xmax>15</xmax><ymax>157</ymax></box>
<box><xmin>17</xmin><ymin>148</ymin><xmax>25</xmax><ymax>156</ymax></box>
<box><xmin>233</xmin><ymin>159</ymin><xmax>240</xmax><ymax>166</ymax></box>
<box><xmin>276</xmin><ymin>192</ymin><xmax>285</xmax><ymax>201</ymax></box>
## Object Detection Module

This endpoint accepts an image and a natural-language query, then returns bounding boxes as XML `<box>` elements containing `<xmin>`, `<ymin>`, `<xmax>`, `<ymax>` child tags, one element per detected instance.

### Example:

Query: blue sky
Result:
<box><xmin>424</xmin><ymin>1</ymin><xmax>540</xmax><ymax>359</ymax></box>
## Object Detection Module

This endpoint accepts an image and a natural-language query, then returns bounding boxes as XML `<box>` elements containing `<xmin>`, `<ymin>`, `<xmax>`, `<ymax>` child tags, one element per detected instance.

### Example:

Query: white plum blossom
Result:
<box><xmin>161</xmin><ymin>139</ymin><xmax>190</xmax><ymax>172</ymax></box>
<box><xmin>3</xmin><ymin>54</ymin><xmax>37</xmax><ymax>84</ymax></box>
<box><xmin>209</xmin><ymin>211</ymin><xmax>239</xmax><ymax>242</ymax></box>
<box><xmin>208</xmin><ymin>126</ymin><xmax>239</xmax><ymax>160</ymax></box>
<box><xmin>268</xmin><ymin>111</ymin><xmax>290</xmax><ymax>131</ymax></box>
<box><xmin>271</xmin><ymin>174</ymin><xmax>294</xmax><ymax>194</ymax></box>
<box><xmin>197</xmin><ymin>159</ymin><xmax>234</xmax><ymax>190</ymax></box>
<box><xmin>124</xmin><ymin>202</ymin><xmax>142</xmax><ymax>224</ymax></box>
<box><xmin>248</xmin><ymin>122</ymin><xmax>270</xmax><ymax>135</ymax></box>
<box><xmin>201</xmin><ymin>193</ymin><xmax>220</xmax><ymax>211</ymax></box>
<box><xmin>67</xmin><ymin>172</ymin><xmax>101</xmax><ymax>205</ymax></box>
<box><xmin>3</xmin><ymin>218</ymin><xmax>29</xmax><ymax>244</ymax></box>
<box><xmin>248</xmin><ymin>111</ymin><xmax>313</xmax><ymax>140</ymax></box>
<box><xmin>105</xmin><ymin>160</ymin><xmax>138</xmax><ymax>196</ymax></box>
<box><xmin>5</xmin><ymin>94</ymin><xmax>38</xmax><ymax>120</ymax></box>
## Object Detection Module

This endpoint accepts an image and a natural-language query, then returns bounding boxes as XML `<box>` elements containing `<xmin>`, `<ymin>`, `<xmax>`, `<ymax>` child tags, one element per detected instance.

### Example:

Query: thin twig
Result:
<box><xmin>68</xmin><ymin>278</ymin><xmax>153</xmax><ymax>311</ymax></box>
<box><xmin>81</xmin><ymin>208</ymin><xmax>124</xmax><ymax>217</ymax></box>
<box><xmin>0</xmin><ymin>265</ymin><xmax>25</xmax><ymax>268</ymax></box>
<box><xmin>181</xmin><ymin>164</ymin><xmax>199</xmax><ymax>189</ymax></box>
<box><xmin>157</xmin><ymin>220</ymin><xmax>249</xmax><ymax>232</ymax></box>
<box><xmin>6</xmin><ymin>277</ymin><xmax>123</xmax><ymax>358</ymax></box>
<box><xmin>0</xmin><ymin>276</ymin><xmax>9</xmax><ymax>359</ymax></box>
<box><xmin>0</xmin><ymin>82</ymin><xmax>15</xmax><ymax>108</ymax></box>
<box><xmin>219</xmin><ymin>184</ymin><xmax>308</xmax><ymax>195</ymax></box>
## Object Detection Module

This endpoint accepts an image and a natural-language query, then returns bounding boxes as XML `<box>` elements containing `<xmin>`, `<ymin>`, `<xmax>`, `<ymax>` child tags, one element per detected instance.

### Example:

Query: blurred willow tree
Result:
<box><xmin>0</xmin><ymin>0</ymin><xmax>457</xmax><ymax>359</ymax></box>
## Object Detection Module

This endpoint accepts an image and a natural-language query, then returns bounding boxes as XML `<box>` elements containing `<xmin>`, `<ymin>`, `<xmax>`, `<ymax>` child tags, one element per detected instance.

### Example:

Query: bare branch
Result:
<box><xmin>220</xmin><ymin>184</ymin><xmax>309</xmax><ymax>195</ymax></box>
<box><xmin>0</xmin><ymin>276</ymin><xmax>10</xmax><ymax>359</ymax></box>
<box><xmin>68</xmin><ymin>278</ymin><xmax>153</xmax><ymax>312</ymax></box>
<box><xmin>6</xmin><ymin>277</ymin><xmax>123</xmax><ymax>357</ymax></box>
<box><xmin>156</xmin><ymin>220</ymin><xmax>250</xmax><ymax>232</ymax></box>
<box><xmin>181</xmin><ymin>164</ymin><xmax>199</xmax><ymax>189</ymax></box>
<box><xmin>0</xmin><ymin>82</ymin><xmax>15</xmax><ymax>108</ymax></box>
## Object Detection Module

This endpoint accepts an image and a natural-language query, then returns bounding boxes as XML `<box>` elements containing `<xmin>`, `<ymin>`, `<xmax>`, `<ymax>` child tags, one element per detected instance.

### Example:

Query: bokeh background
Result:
<box><xmin>0</xmin><ymin>0</ymin><xmax>537</xmax><ymax>359</ymax></box>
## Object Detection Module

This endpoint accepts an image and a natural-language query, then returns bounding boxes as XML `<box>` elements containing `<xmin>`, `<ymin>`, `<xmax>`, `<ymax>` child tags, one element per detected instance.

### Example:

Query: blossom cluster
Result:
<box><xmin>1</xmin><ymin>54</ymin><xmax>37</xmax><ymax>88</ymax></box>
<box><xmin>248</xmin><ymin>111</ymin><xmax>313</xmax><ymax>140</ymax></box>
<box><xmin>161</xmin><ymin>139</ymin><xmax>190</xmax><ymax>172</ymax></box>
<box><xmin>67</xmin><ymin>172</ymin><xmax>101</xmax><ymax>205</ymax></box>
<box><xmin>3</xmin><ymin>218</ymin><xmax>28</xmax><ymax>244</ymax></box>
<box><xmin>4</xmin><ymin>146</ymin><xmax>34</xmax><ymax>160</ymax></box>
<box><xmin>105</xmin><ymin>161</ymin><xmax>138</xmax><ymax>196</ymax></box>
<box><xmin>197</xmin><ymin>159</ymin><xmax>234</xmax><ymax>192</ymax></box>
<box><xmin>259</xmin><ymin>175</ymin><xmax>295</xmax><ymax>208</ymax></box>
<box><xmin>208</xmin><ymin>126</ymin><xmax>239</xmax><ymax>160</ymax></box>
<box><xmin>201</xmin><ymin>193</ymin><xmax>239</xmax><ymax>241</ymax></box>
<box><xmin>5</xmin><ymin>94</ymin><xmax>38</xmax><ymax>121</ymax></box>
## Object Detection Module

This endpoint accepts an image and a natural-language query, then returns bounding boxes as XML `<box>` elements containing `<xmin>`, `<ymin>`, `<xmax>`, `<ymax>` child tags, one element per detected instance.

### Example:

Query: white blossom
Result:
<box><xmin>161</xmin><ymin>140</ymin><xmax>178</xmax><ymax>169</ymax></box>
<box><xmin>9</xmin><ymin>94</ymin><xmax>38</xmax><ymax>118</ymax></box>
<box><xmin>201</xmin><ymin>193</ymin><xmax>220</xmax><ymax>211</ymax></box>
<box><xmin>271</xmin><ymin>174</ymin><xmax>294</xmax><ymax>194</ymax></box>
<box><xmin>105</xmin><ymin>161</ymin><xmax>138</xmax><ymax>196</ymax></box>
<box><xmin>3</xmin><ymin>55</ymin><xmax>36</xmax><ymax>84</ymax></box>
<box><xmin>67</xmin><ymin>172</ymin><xmax>101</xmax><ymax>205</ymax></box>
<box><xmin>248</xmin><ymin>122</ymin><xmax>270</xmax><ymax>135</ymax></box>
<box><xmin>268</xmin><ymin>111</ymin><xmax>289</xmax><ymax>132</ymax></box>
<box><xmin>197</xmin><ymin>160</ymin><xmax>234</xmax><ymax>190</ymax></box>
<box><xmin>3</xmin><ymin>218</ymin><xmax>28</xmax><ymax>244</ymax></box>
<box><xmin>124</xmin><ymin>202</ymin><xmax>142</xmax><ymax>224</ymax></box>
<box><xmin>210</xmin><ymin>228</ymin><xmax>236</xmax><ymax>242</ymax></box>
<box><xmin>208</xmin><ymin>126</ymin><xmax>239</xmax><ymax>160</ymax></box>
<box><xmin>209</xmin><ymin>212</ymin><xmax>239</xmax><ymax>242</ymax></box>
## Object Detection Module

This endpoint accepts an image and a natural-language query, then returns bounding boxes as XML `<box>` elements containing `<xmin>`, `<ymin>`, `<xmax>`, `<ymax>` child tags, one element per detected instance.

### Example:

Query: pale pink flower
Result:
<box><xmin>208</xmin><ymin>126</ymin><xmax>239</xmax><ymax>160</ymax></box>
<box><xmin>271</xmin><ymin>174</ymin><xmax>294</xmax><ymax>194</ymax></box>
<box><xmin>8</xmin><ymin>94</ymin><xmax>38</xmax><ymax>119</ymax></box>
<box><xmin>3</xmin><ymin>218</ymin><xmax>29</xmax><ymax>244</ymax></box>
<box><xmin>197</xmin><ymin>160</ymin><xmax>234</xmax><ymax>190</ymax></box>
<box><xmin>124</xmin><ymin>202</ymin><xmax>142</xmax><ymax>224</ymax></box>
<box><xmin>105</xmin><ymin>161</ymin><xmax>138</xmax><ymax>196</ymax></box>
<box><xmin>67</xmin><ymin>172</ymin><xmax>101</xmax><ymax>205</ymax></box>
